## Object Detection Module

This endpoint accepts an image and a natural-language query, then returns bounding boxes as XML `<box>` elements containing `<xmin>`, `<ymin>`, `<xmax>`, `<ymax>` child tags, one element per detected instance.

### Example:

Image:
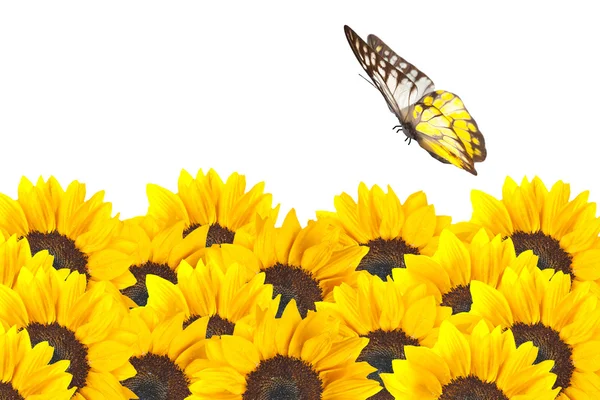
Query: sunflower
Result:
<box><xmin>458</xmin><ymin>176</ymin><xmax>600</xmax><ymax>291</ymax></box>
<box><xmin>144</xmin><ymin>259</ymin><xmax>277</xmax><ymax>339</ymax></box>
<box><xmin>0</xmin><ymin>325</ymin><xmax>75</xmax><ymax>399</ymax></box>
<box><xmin>381</xmin><ymin>319</ymin><xmax>559</xmax><ymax>399</ymax></box>
<box><xmin>146</xmin><ymin>168</ymin><xmax>278</xmax><ymax>248</ymax></box>
<box><xmin>120</xmin><ymin>310</ymin><xmax>207</xmax><ymax>400</ymax></box>
<box><xmin>188</xmin><ymin>301</ymin><xmax>382</xmax><ymax>399</ymax></box>
<box><xmin>0</xmin><ymin>234</ymin><xmax>55</xmax><ymax>288</ymax></box>
<box><xmin>0</xmin><ymin>267</ymin><xmax>136</xmax><ymax>399</ymax></box>
<box><xmin>469</xmin><ymin>266</ymin><xmax>600</xmax><ymax>398</ymax></box>
<box><xmin>393</xmin><ymin>228</ymin><xmax>538</xmax><ymax>316</ymax></box>
<box><xmin>316</xmin><ymin>272</ymin><xmax>451</xmax><ymax>399</ymax></box>
<box><xmin>221</xmin><ymin>209</ymin><xmax>368</xmax><ymax>317</ymax></box>
<box><xmin>317</xmin><ymin>183</ymin><xmax>450</xmax><ymax>280</ymax></box>
<box><xmin>0</xmin><ymin>176</ymin><xmax>135</xmax><ymax>289</ymax></box>
<box><xmin>118</xmin><ymin>217</ymin><xmax>208</xmax><ymax>307</ymax></box>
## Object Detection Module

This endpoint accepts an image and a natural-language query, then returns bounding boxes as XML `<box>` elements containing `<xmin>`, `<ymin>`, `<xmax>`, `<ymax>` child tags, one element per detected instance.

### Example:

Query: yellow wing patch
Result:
<box><xmin>409</xmin><ymin>90</ymin><xmax>486</xmax><ymax>175</ymax></box>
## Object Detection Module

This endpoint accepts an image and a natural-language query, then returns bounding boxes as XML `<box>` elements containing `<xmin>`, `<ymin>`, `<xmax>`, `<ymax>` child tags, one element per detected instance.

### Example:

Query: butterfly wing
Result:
<box><xmin>367</xmin><ymin>34</ymin><xmax>435</xmax><ymax>101</ymax></box>
<box><xmin>344</xmin><ymin>25</ymin><xmax>421</xmax><ymax>121</ymax></box>
<box><xmin>409</xmin><ymin>90</ymin><xmax>486</xmax><ymax>175</ymax></box>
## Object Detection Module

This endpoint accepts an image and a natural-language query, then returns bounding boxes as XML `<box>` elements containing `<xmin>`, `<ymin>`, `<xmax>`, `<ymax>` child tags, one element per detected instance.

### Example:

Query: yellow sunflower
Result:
<box><xmin>316</xmin><ymin>272</ymin><xmax>451</xmax><ymax>398</ymax></box>
<box><xmin>394</xmin><ymin>228</ymin><xmax>538</xmax><ymax>316</ymax></box>
<box><xmin>188</xmin><ymin>301</ymin><xmax>382</xmax><ymax>399</ymax></box>
<box><xmin>219</xmin><ymin>209</ymin><xmax>368</xmax><ymax>317</ymax></box>
<box><xmin>146</xmin><ymin>168</ymin><xmax>278</xmax><ymax>248</ymax></box>
<box><xmin>144</xmin><ymin>259</ymin><xmax>277</xmax><ymax>339</ymax></box>
<box><xmin>381</xmin><ymin>320</ymin><xmax>559</xmax><ymax>399</ymax></box>
<box><xmin>469</xmin><ymin>266</ymin><xmax>600</xmax><ymax>398</ymax></box>
<box><xmin>0</xmin><ymin>234</ymin><xmax>54</xmax><ymax>288</ymax></box>
<box><xmin>317</xmin><ymin>183</ymin><xmax>450</xmax><ymax>280</ymax></box>
<box><xmin>0</xmin><ymin>325</ymin><xmax>75</xmax><ymax>399</ymax></box>
<box><xmin>121</xmin><ymin>310</ymin><xmax>207</xmax><ymax>399</ymax></box>
<box><xmin>0</xmin><ymin>267</ymin><xmax>136</xmax><ymax>399</ymax></box>
<box><xmin>119</xmin><ymin>217</ymin><xmax>208</xmax><ymax>307</ymax></box>
<box><xmin>0</xmin><ymin>176</ymin><xmax>135</xmax><ymax>289</ymax></box>
<box><xmin>459</xmin><ymin>176</ymin><xmax>600</xmax><ymax>291</ymax></box>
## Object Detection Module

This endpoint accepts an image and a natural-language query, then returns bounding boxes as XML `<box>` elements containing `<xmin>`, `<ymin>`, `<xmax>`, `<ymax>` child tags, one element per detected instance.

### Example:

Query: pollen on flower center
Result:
<box><xmin>357</xmin><ymin>329</ymin><xmax>419</xmax><ymax>398</ymax></box>
<box><xmin>205</xmin><ymin>315</ymin><xmax>235</xmax><ymax>338</ymax></box>
<box><xmin>439</xmin><ymin>375</ymin><xmax>509</xmax><ymax>400</ymax></box>
<box><xmin>441</xmin><ymin>284</ymin><xmax>472</xmax><ymax>314</ymax></box>
<box><xmin>263</xmin><ymin>263</ymin><xmax>323</xmax><ymax>318</ymax></box>
<box><xmin>121</xmin><ymin>262</ymin><xmax>178</xmax><ymax>307</ymax></box>
<box><xmin>243</xmin><ymin>354</ymin><xmax>322</xmax><ymax>400</ymax></box>
<box><xmin>27</xmin><ymin>322</ymin><xmax>89</xmax><ymax>391</ymax></box>
<box><xmin>510</xmin><ymin>322</ymin><xmax>574</xmax><ymax>390</ymax></box>
<box><xmin>0</xmin><ymin>381</ymin><xmax>24</xmax><ymax>400</ymax></box>
<box><xmin>509</xmin><ymin>231</ymin><xmax>573</xmax><ymax>277</ymax></box>
<box><xmin>122</xmin><ymin>354</ymin><xmax>191</xmax><ymax>400</ymax></box>
<box><xmin>183</xmin><ymin>223</ymin><xmax>236</xmax><ymax>247</ymax></box>
<box><xmin>26</xmin><ymin>230</ymin><xmax>89</xmax><ymax>277</ymax></box>
<box><xmin>358</xmin><ymin>238</ymin><xmax>420</xmax><ymax>280</ymax></box>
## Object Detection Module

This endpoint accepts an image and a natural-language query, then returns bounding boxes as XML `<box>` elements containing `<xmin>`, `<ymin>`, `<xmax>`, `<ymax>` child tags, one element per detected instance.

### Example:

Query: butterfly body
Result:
<box><xmin>344</xmin><ymin>25</ymin><xmax>487</xmax><ymax>175</ymax></box>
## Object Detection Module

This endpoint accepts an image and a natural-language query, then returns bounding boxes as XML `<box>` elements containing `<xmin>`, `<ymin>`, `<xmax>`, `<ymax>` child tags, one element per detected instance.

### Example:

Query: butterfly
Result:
<box><xmin>344</xmin><ymin>25</ymin><xmax>487</xmax><ymax>175</ymax></box>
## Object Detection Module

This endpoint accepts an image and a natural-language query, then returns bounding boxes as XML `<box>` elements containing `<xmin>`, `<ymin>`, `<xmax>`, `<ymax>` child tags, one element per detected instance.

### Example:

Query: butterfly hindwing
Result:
<box><xmin>409</xmin><ymin>90</ymin><xmax>485</xmax><ymax>174</ymax></box>
<box><xmin>367</xmin><ymin>34</ymin><xmax>435</xmax><ymax>102</ymax></box>
<box><xmin>344</xmin><ymin>25</ymin><xmax>421</xmax><ymax>120</ymax></box>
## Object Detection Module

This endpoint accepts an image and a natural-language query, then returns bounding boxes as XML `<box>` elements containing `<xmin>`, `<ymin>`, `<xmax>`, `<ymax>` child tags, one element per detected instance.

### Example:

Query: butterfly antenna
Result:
<box><xmin>358</xmin><ymin>74</ymin><xmax>377</xmax><ymax>89</ymax></box>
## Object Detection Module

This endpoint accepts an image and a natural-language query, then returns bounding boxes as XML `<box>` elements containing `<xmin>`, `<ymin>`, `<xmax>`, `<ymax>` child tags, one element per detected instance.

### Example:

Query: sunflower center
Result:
<box><xmin>183</xmin><ymin>223</ymin><xmax>236</xmax><ymax>247</ymax></box>
<box><xmin>121</xmin><ymin>261</ymin><xmax>178</xmax><ymax>307</ymax></box>
<box><xmin>357</xmin><ymin>329</ymin><xmax>420</xmax><ymax>399</ymax></box>
<box><xmin>25</xmin><ymin>230</ymin><xmax>89</xmax><ymax>277</ymax></box>
<box><xmin>0</xmin><ymin>382</ymin><xmax>24</xmax><ymax>400</ymax></box>
<box><xmin>243</xmin><ymin>354</ymin><xmax>322</xmax><ymax>400</ymax></box>
<box><xmin>358</xmin><ymin>238</ymin><xmax>420</xmax><ymax>280</ymax></box>
<box><xmin>510</xmin><ymin>322</ymin><xmax>573</xmax><ymax>390</ymax></box>
<box><xmin>206</xmin><ymin>315</ymin><xmax>235</xmax><ymax>338</ymax></box>
<box><xmin>441</xmin><ymin>284</ymin><xmax>472</xmax><ymax>314</ymax></box>
<box><xmin>122</xmin><ymin>354</ymin><xmax>191</xmax><ymax>400</ymax></box>
<box><xmin>26</xmin><ymin>322</ymin><xmax>89</xmax><ymax>390</ymax></box>
<box><xmin>510</xmin><ymin>231</ymin><xmax>573</xmax><ymax>277</ymax></box>
<box><xmin>439</xmin><ymin>375</ymin><xmax>509</xmax><ymax>400</ymax></box>
<box><xmin>263</xmin><ymin>263</ymin><xmax>323</xmax><ymax>318</ymax></box>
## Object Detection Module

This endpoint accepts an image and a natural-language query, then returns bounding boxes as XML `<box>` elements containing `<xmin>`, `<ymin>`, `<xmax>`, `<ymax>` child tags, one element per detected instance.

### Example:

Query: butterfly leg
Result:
<box><xmin>404</xmin><ymin>137</ymin><xmax>412</xmax><ymax>145</ymax></box>
<box><xmin>393</xmin><ymin>125</ymin><xmax>403</xmax><ymax>134</ymax></box>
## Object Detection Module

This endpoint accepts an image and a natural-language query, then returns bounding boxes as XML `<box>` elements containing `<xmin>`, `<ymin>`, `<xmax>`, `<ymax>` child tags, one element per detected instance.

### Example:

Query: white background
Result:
<box><xmin>1</xmin><ymin>1</ymin><xmax>599</xmax><ymax>224</ymax></box>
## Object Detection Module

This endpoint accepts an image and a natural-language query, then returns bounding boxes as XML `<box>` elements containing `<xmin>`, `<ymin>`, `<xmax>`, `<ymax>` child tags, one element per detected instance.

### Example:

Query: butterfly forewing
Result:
<box><xmin>344</xmin><ymin>25</ymin><xmax>418</xmax><ymax>121</ymax></box>
<box><xmin>367</xmin><ymin>34</ymin><xmax>435</xmax><ymax>104</ymax></box>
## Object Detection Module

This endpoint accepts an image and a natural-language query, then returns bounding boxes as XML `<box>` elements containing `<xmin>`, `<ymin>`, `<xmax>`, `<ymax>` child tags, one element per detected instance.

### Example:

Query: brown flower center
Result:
<box><xmin>27</xmin><ymin>322</ymin><xmax>89</xmax><ymax>391</ymax></box>
<box><xmin>183</xmin><ymin>223</ymin><xmax>235</xmax><ymax>247</ymax></box>
<box><xmin>243</xmin><ymin>355</ymin><xmax>322</xmax><ymax>400</ymax></box>
<box><xmin>511</xmin><ymin>322</ymin><xmax>573</xmax><ymax>391</ymax></box>
<box><xmin>121</xmin><ymin>262</ymin><xmax>178</xmax><ymax>307</ymax></box>
<box><xmin>357</xmin><ymin>329</ymin><xmax>420</xmax><ymax>400</ymax></box>
<box><xmin>26</xmin><ymin>231</ymin><xmax>89</xmax><ymax>278</ymax></box>
<box><xmin>439</xmin><ymin>375</ymin><xmax>509</xmax><ymax>400</ymax></box>
<box><xmin>441</xmin><ymin>284</ymin><xmax>472</xmax><ymax>314</ymax></box>
<box><xmin>206</xmin><ymin>315</ymin><xmax>235</xmax><ymax>338</ymax></box>
<box><xmin>122</xmin><ymin>354</ymin><xmax>191</xmax><ymax>400</ymax></box>
<box><xmin>263</xmin><ymin>263</ymin><xmax>323</xmax><ymax>318</ymax></box>
<box><xmin>510</xmin><ymin>231</ymin><xmax>573</xmax><ymax>277</ymax></box>
<box><xmin>358</xmin><ymin>238</ymin><xmax>420</xmax><ymax>280</ymax></box>
<box><xmin>0</xmin><ymin>382</ymin><xmax>24</xmax><ymax>400</ymax></box>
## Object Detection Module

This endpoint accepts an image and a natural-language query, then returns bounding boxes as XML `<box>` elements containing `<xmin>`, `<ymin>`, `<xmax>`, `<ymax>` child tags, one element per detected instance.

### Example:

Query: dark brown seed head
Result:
<box><xmin>439</xmin><ymin>375</ymin><xmax>509</xmax><ymax>400</ymax></box>
<box><xmin>122</xmin><ymin>354</ymin><xmax>191</xmax><ymax>400</ymax></box>
<box><xmin>441</xmin><ymin>284</ymin><xmax>473</xmax><ymax>314</ymax></box>
<box><xmin>26</xmin><ymin>230</ymin><xmax>89</xmax><ymax>278</ymax></box>
<box><xmin>121</xmin><ymin>261</ymin><xmax>178</xmax><ymax>307</ymax></box>
<box><xmin>358</xmin><ymin>238</ymin><xmax>420</xmax><ymax>280</ymax></box>
<box><xmin>510</xmin><ymin>231</ymin><xmax>573</xmax><ymax>277</ymax></box>
<box><xmin>263</xmin><ymin>263</ymin><xmax>323</xmax><ymax>318</ymax></box>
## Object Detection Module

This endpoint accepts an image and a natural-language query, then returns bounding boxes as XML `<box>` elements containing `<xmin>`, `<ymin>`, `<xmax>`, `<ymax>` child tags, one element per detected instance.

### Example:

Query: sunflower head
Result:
<box><xmin>318</xmin><ymin>183</ymin><xmax>450</xmax><ymax>280</ymax></box>
<box><xmin>459</xmin><ymin>176</ymin><xmax>600</xmax><ymax>290</ymax></box>
<box><xmin>381</xmin><ymin>320</ymin><xmax>560</xmax><ymax>400</ymax></box>
<box><xmin>317</xmin><ymin>272</ymin><xmax>451</xmax><ymax>398</ymax></box>
<box><xmin>0</xmin><ymin>176</ymin><xmax>136</xmax><ymax>289</ymax></box>
<box><xmin>146</xmin><ymin>169</ymin><xmax>279</xmax><ymax>248</ymax></box>
<box><xmin>230</xmin><ymin>209</ymin><xmax>368</xmax><ymax>318</ymax></box>
<box><xmin>189</xmin><ymin>302</ymin><xmax>381</xmax><ymax>399</ymax></box>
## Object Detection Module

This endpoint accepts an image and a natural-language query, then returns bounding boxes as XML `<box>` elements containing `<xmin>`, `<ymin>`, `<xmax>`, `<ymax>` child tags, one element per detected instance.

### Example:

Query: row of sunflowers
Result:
<box><xmin>0</xmin><ymin>169</ymin><xmax>599</xmax><ymax>399</ymax></box>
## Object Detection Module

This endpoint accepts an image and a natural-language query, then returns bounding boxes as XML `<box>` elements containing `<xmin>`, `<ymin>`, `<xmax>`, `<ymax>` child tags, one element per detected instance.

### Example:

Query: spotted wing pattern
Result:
<box><xmin>367</xmin><ymin>34</ymin><xmax>435</xmax><ymax>102</ymax></box>
<box><xmin>344</xmin><ymin>25</ymin><xmax>421</xmax><ymax>121</ymax></box>
<box><xmin>409</xmin><ymin>90</ymin><xmax>487</xmax><ymax>174</ymax></box>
